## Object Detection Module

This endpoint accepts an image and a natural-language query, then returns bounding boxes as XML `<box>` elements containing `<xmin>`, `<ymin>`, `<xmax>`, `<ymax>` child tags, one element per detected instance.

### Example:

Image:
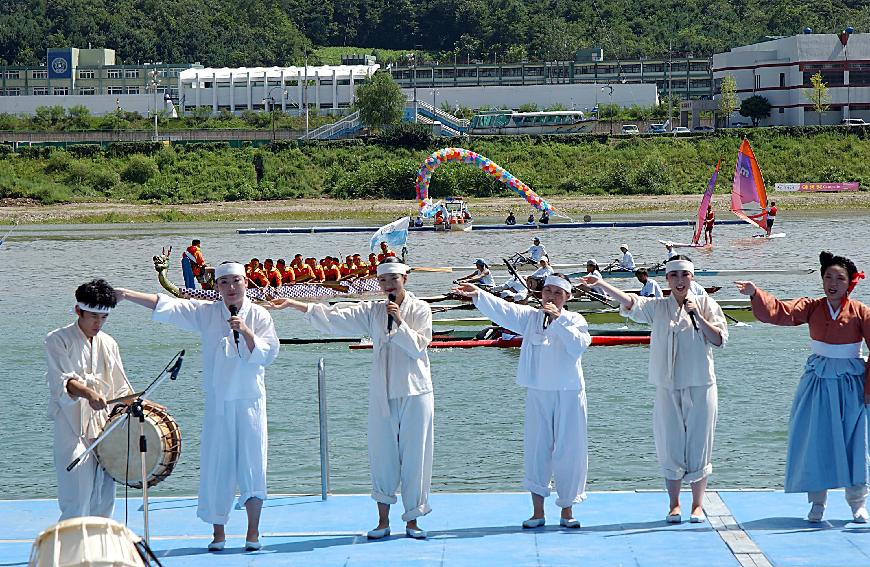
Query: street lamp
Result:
<box><xmin>601</xmin><ymin>85</ymin><xmax>614</xmax><ymax>135</ymax></box>
<box><xmin>262</xmin><ymin>85</ymin><xmax>287</xmax><ymax>143</ymax></box>
<box><xmin>149</xmin><ymin>69</ymin><xmax>160</xmax><ymax>141</ymax></box>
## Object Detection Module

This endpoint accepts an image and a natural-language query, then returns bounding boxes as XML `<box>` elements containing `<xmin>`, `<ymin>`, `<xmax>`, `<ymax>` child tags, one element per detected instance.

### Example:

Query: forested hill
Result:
<box><xmin>2</xmin><ymin>0</ymin><xmax>868</xmax><ymax>67</ymax></box>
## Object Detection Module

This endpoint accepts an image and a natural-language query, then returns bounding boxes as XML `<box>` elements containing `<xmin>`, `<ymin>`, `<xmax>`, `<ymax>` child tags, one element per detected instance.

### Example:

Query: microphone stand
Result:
<box><xmin>67</xmin><ymin>350</ymin><xmax>185</xmax><ymax>546</ymax></box>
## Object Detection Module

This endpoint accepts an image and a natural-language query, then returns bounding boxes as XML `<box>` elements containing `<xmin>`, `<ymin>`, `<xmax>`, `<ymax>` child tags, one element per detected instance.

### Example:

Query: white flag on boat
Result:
<box><xmin>370</xmin><ymin>217</ymin><xmax>410</xmax><ymax>252</ymax></box>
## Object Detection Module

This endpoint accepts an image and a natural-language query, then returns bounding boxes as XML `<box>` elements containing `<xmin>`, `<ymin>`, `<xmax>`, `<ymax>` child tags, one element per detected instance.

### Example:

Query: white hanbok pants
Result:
<box><xmin>368</xmin><ymin>392</ymin><xmax>434</xmax><ymax>522</ymax></box>
<box><xmin>53</xmin><ymin>425</ymin><xmax>115</xmax><ymax>521</ymax></box>
<box><xmin>523</xmin><ymin>388</ymin><xmax>588</xmax><ymax>508</ymax></box>
<box><xmin>198</xmin><ymin>398</ymin><xmax>268</xmax><ymax>525</ymax></box>
<box><xmin>809</xmin><ymin>484</ymin><xmax>869</xmax><ymax>510</ymax></box>
<box><xmin>654</xmin><ymin>384</ymin><xmax>717</xmax><ymax>484</ymax></box>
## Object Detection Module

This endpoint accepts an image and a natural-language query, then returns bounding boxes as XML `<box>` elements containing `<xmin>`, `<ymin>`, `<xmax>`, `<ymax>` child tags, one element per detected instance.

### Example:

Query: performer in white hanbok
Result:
<box><xmin>115</xmin><ymin>262</ymin><xmax>279</xmax><ymax>552</ymax></box>
<box><xmin>454</xmin><ymin>274</ymin><xmax>592</xmax><ymax>529</ymax></box>
<box><xmin>267</xmin><ymin>257</ymin><xmax>434</xmax><ymax>540</ymax></box>
<box><xmin>47</xmin><ymin>279</ymin><xmax>134</xmax><ymax>521</ymax></box>
<box><xmin>585</xmin><ymin>255</ymin><xmax>727</xmax><ymax>523</ymax></box>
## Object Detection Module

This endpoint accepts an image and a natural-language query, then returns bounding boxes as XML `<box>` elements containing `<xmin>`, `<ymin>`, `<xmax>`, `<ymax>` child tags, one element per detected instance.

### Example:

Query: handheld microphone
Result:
<box><xmin>228</xmin><ymin>304</ymin><xmax>240</xmax><ymax>346</ymax></box>
<box><xmin>688</xmin><ymin>310</ymin><xmax>699</xmax><ymax>331</ymax></box>
<box><xmin>387</xmin><ymin>293</ymin><xmax>396</xmax><ymax>332</ymax></box>
<box><xmin>169</xmin><ymin>350</ymin><xmax>185</xmax><ymax>380</ymax></box>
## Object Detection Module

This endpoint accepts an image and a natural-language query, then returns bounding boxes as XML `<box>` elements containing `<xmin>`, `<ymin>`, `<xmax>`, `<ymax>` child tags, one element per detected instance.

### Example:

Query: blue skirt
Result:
<box><xmin>785</xmin><ymin>354</ymin><xmax>869</xmax><ymax>493</ymax></box>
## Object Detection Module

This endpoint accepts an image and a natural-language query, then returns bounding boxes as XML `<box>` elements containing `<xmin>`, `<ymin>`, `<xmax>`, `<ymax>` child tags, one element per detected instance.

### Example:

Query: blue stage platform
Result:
<box><xmin>3</xmin><ymin>490</ymin><xmax>868</xmax><ymax>566</ymax></box>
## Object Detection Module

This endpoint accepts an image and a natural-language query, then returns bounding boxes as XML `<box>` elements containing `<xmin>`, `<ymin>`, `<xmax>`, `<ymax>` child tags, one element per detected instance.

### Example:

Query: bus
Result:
<box><xmin>468</xmin><ymin>110</ymin><xmax>597</xmax><ymax>135</ymax></box>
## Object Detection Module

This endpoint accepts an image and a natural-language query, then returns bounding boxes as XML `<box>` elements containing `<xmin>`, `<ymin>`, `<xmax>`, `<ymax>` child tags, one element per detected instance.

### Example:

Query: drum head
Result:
<box><xmin>95</xmin><ymin>412</ymin><xmax>165</xmax><ymax>489</ymax></box>
<box><xmin>29</xmin><ymin>516</ymin><xmax>145</xmax><ymax>567</ymax></box>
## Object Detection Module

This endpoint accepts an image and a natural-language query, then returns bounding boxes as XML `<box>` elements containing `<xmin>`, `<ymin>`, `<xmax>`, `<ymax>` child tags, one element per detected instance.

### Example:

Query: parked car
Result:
<box><xmin>841</xmin><ymin>118</ymin><xmax>867</xmax><ymax>126</ymax></box>
<box><xmin>647</xmin><ymin>123</ymin><xmax>667</xmax><ymax>134</ymax></box>
<box><xmin>672</xmin><ymin>126</ymin><xmax>691</xmax><ymax>135</ymax></box>
<box><xmin>730</xmin><ymin>121</ymin><xmax>750</xmax><ymax>128</ymax></box>
<box><xmin>621</xmin><ymin>124</ymin><xmax>640</xmax><ymax>134</ymax></box>
<box><xmin>693</xmin><ymin>125</ymin><xmax>714</xmax><ymax>132</ymax></box>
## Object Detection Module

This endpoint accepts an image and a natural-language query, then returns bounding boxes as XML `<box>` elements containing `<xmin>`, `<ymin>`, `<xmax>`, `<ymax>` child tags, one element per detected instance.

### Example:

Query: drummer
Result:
<box><xmin>115</xmin><ymin>262</ymin><xmax>280</xmax><ymax>552</ymax></box>
<box><xmin>46</xmin><ymin>278</ymin><xmax>134</xmax><ymax>520</ymax></box>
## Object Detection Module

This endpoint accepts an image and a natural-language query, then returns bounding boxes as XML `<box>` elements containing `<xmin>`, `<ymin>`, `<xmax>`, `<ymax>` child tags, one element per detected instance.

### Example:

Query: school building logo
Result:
<box><xmin>48</xmin><ymin>51</ymin><xmax>73</xmax><ymax>79</ymax></box>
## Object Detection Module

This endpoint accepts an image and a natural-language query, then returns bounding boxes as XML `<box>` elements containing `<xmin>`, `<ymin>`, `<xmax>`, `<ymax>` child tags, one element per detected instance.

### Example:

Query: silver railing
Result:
<box><xmin>317</xmin><ymin>357</ymin><xmax>330</xmax><ymax>500</ymax></box>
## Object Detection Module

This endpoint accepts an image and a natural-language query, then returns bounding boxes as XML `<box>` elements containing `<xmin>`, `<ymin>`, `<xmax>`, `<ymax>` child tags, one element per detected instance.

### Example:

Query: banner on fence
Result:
<box><xmin>774</xmin><ymin>182</ymin><xmax>860</xmax><ymax>192</ymax></box>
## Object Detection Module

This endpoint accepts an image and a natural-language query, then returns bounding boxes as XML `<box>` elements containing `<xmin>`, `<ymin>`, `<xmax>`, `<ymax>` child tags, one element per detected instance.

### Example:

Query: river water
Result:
<box><xmin>1</xmin><ymin>211</ymin><xmax>867</xmax><ymax>500</ymax></box>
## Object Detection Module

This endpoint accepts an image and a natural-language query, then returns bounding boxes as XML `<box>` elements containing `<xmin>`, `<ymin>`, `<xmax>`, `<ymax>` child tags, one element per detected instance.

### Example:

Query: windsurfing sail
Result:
<box><xmin>692</xmin><ymin>160</ymin><xmax>720</xmax><ymax>245</ymax></box>
<box><xmin>731</xmin><ymin>139</ymin><xmax>768</xmax><ymax>230</ymax></box>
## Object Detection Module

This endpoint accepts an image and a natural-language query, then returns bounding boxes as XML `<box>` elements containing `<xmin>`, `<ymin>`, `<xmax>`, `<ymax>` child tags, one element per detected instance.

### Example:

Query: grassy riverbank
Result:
<box><xmin>3</xmin><ymin>192</ymin><xmax>869</xmax><ymax>224</ymax></box>
<box><xmin>1</xmin><ymin>128</ymin><xmax>869</xmax><ymax>224</ymax></box>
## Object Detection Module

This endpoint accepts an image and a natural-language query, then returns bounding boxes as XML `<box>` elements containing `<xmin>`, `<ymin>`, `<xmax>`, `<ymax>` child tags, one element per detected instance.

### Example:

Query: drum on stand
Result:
<box><xmin>29</xmin><ymin>516</ymin><xmax>151</xmax><ymax>567</ymax></box>
<box><xmin>95</xmin><ymin>400</ymin><xmax>181</xmax><ymax>488</ymax></box>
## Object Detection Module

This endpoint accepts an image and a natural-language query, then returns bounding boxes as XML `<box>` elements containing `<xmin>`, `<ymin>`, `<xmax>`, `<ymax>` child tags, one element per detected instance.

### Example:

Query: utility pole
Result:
<box><xmin>303</xmin><ymin>50</ymin><xmax>309</xmax><ymax>140</ymax></box>
<box><xmin>667</xmin><ymin>41</ymin><xmax>673</xmax><ymax>129</ymax></box>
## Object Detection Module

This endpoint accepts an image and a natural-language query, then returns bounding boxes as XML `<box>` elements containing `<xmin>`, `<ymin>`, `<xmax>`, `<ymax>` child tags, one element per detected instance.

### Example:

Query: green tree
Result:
<box><xmin>717</xmin><ymin>75</ymin><xmax>738</xmax><ymax>128</ymax></box>
<box><xmin>739</xmin><ymin>95</ymin><xmax>772</xmax><ymax>127</ymax></box>
<box><xmin>805</xmin><ymin>72</ymin><xmax>831</xmax><ymax>126</ymax></box>
<box><xmin>355</xmin><ymin>71</ymin><xmax>405</xmax><ymax>131</ymax></box>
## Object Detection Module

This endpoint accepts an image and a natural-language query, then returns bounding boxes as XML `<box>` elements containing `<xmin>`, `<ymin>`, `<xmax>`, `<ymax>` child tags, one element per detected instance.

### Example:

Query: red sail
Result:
<box><xmin>730</xmin><ymin>139</ymin><xmax>768</xmax><ymax>230</ymax></box>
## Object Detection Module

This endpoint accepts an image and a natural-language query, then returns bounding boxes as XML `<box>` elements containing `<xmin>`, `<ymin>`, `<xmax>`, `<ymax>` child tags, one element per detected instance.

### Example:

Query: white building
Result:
<box><xmin>713</xmin><ymin>32</ymin><xmax>870</xmax><ymax>126</ymax></box>
<box><xmin>177</xmin><ymin>64</ymin><xmax>379</xmax><ymax>116</ymax></box>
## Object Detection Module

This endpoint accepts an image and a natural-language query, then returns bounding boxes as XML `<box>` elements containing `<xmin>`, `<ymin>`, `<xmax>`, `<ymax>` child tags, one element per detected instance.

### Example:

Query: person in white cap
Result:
<box><xmin>114</xmin><ymin>261</ymin><xmax>280</xmax><ymax>551</ymax></box>
<box><xmin>521</xmin><ymin>237</ymin><xmax>548</xmax><ymax>263</ymax></box>
<box><xmin>583</xmin><ymin>255</ymin><xmax>727</xmax><ymax>524</ymax></box>
<box><xmin>266</xmin><ymin>257</ymin><xmax>434</xmax><ymax>540</ymax></box>
<box><xmin>619</xmin><ymin>244</ymin><xmax>636</xmax><ymax>271</ymax></box>
<box><xmin>455</xmin><ymin>258</ymin><xmax>495</xmax><ymax>289</ymax></box>
<box><xmin>453</xmin><ymin>274</ymin><xmax>592</xmax><ymax>529</ymax></box>
<box><xmin>46</xmin><ymin>278</ymin><xmax>134</xmax><ymax>520</ymax></box>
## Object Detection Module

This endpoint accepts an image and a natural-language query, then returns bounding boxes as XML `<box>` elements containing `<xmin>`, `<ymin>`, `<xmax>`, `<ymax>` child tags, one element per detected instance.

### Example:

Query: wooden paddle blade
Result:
<box><xmin>410</xmin><ymin>267</ymin><xmax>454</xmax><ymax>273</ymax></box>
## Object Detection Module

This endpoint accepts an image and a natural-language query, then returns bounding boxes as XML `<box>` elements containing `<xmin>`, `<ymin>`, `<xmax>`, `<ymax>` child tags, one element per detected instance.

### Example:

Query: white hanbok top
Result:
<box><xmin>45</xmin><ymin>322</ymin><xmax>133</xmax><ymax>438</ymax></box>
<box><xmin>689</xmin><ymin>281</ymin><xmax>708</xmax><ymax>296</ymax></box>
<box><xmin>473</xmin><ymin>290</ymin><xmax>591</xmax><ymax>391</ymax></box>
<box><xmin>640</xmin><ymin>279</ymin><xmax>663</xmax><ymax>298</ymax></box>
<box><xmin>305</xmin><ymin>292</ymin><xmax>432</xmax><ymax>416</ymax></box>
<box><xmin>620</xmin><ymin>295</ymin><xmax>728</xmax><ymax>389</ymax></box>
<box><xmin>152</xmin><ymin>295</ymin><xmax>279</xmax><ymax>413</ymax></box>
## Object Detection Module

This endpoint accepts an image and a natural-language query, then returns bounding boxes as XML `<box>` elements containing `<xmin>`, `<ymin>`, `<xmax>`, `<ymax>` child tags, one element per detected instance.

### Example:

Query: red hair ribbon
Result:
<box><xmin>848</xmin><ymin>271</ymin><xmax>865</xmax><ymax>294</ymax></box>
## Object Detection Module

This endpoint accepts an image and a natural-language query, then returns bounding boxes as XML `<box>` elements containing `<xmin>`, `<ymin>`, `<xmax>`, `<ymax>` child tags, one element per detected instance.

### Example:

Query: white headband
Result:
<box><xmin>214</xmin><ymin>262</ymin><xmax>246</xmax><ymax>280</ymax></box>
<box><xmin>76</xmin><ymin>302</ymin><xmax>113</xmax><ymax>314</ymax></box>
<box><xmin>665</xmin><ymin>259</ymin><xmax>695</xmax><ymax>274</ymax></box>
<box><xmin>377</xmin><ymin>262</ymin><xmax>409</xmax><ymax>276</ymax></box>
<box><xmin>543</xmin><ymin>275</ymin><xmax>573</xmax><ymax>293</ymax></box>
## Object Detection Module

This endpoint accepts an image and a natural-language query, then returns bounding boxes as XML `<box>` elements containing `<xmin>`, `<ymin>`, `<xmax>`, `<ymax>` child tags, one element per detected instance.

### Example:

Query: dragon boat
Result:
<box><xmin>153</xmin><ymin>250</ymin><xmax>381</xmax><ymax>300</ymax></box>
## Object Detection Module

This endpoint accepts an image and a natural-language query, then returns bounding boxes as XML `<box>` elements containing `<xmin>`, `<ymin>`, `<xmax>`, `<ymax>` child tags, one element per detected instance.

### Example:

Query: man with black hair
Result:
<box><xmin>46</xmin><ymin>279</ymin><xmax>133</xmax><ymax>520</ymax></box>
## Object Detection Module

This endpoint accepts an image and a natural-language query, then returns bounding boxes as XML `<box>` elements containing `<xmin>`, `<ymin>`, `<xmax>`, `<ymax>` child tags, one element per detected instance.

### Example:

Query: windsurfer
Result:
<box><xmin>765</xmin><ymin>201</ymin><xmax>777</xmax><ymax>236</ymax></box>
<box><xmin>704</xmin><ymin>205</ymin><xmax>715</xmax><ymax>245</ymax></box>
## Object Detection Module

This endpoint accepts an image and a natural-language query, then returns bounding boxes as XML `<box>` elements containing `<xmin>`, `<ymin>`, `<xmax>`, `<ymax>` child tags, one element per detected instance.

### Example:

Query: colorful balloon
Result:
<box><xmin>414</xmin><ymin>147</ymin><xmax>554</xmax><ymax>214</ymax></box>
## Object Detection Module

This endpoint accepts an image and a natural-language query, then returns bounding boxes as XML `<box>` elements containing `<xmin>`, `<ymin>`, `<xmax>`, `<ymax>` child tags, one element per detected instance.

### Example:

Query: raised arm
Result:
<box><xmin>735</xmin><ymin>281</ymin><xmax>812</xmax><ymax>326</ymax></box>
<box><xmin>115</xmin><ymin>288</ymin><xmax>159</xmax><ymax>310</ymax></box>
<box><xmin>453</xmin><ymin>282</ymin><xmax>535</xmax><ymax>331</ymax></box>
<box><xmin>580</xmin><ymin>275</ymin><xmax>634</xmax><ymax>309</ymax></box>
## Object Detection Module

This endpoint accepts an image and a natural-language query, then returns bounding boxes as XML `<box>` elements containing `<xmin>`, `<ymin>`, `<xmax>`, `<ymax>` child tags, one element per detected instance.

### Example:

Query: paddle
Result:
<box><xmin>502</xmin><ymin>257</ymin><xmax>542</xmax><ymax>307</ymax></box>
<box><xmin>573</xmin><ymin>287</ymin><xmax>619</xmax><ymax>309</ymax></box>
<box><xmin>410</xmin><ymin>266</ymin><xmax>454</xmax><ymax>273</ymax></box>
<box><xmin>723</xmin><ymin>311</ymin><xmax>750</xmax><ymax>327</ymax></box>
<box><xmin>431</xmin><ymin>303</ymin><xmax>476</xmax><ymax>314</ymax></box>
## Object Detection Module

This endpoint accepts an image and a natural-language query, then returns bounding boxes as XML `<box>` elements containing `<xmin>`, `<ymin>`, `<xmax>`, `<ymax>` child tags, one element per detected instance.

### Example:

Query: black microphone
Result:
<box><xmin>688</xmin><ymin>310</ymin><xmax>699</xmax><ymax>331</ymax></box>
<box><xmin>387</xmin><ymin>293</ymin><xmax>396</xmax><ymax>332</ymax></box>
<box><xmin>169</xmin><ymin>350</ymin><xmax>185</xmax><ymax>380</ymax></box>
<box><xmin>228</xmin><ymin>304</ymin><xmax>240</xmax><ymax>346</ymax></box>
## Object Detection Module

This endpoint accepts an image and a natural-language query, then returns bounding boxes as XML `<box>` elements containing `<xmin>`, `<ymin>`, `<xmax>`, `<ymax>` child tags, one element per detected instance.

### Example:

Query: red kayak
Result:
<box><xmin>349</xmin><ymin>335</ymin><xmax>650</xmax><ymax>350</ymax></box>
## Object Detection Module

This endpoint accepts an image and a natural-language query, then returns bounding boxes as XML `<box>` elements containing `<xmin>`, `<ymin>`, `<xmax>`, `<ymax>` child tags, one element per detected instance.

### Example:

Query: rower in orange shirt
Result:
<box><xmin>308</xmin><ymin>258</ymin><xmax>326</xmax><ymax>282</ymax></box>
<box><xmin>341</xmin><ymin>255</ymin><xmax>355</xmax><ymax>277</ymax></box>
<box><xmin>263</xmin><ymin>258</ymin><xmax>283</xmax><ymax>287</ymax></box>
<box><xmin>323</xmin><ymin>258</ymin><xmax>342</xmax><ymax>282</ymax></box>
<box><xmin>276</xmin><ymin>258</ymin><xmax>295</xmax><ymax>285</ymax></box>
<box><xmin>367</xmin><ymin>253</ymin><xmax>378</xmax><ymax>276</ymax></box>
<box><xmin>377</xmin><ymin>242</ymin><xmax>396</xmax><ymax>263</ymax></box>
<box><xmin>247</xmin><ymin>258</ymin><xmax>269</xmax><ymax>288</ymax></box>
<box><xmin>290</xmin><ymin>254</ymin><xmax>304</xmax><ymax>269</ymax></box>
<box><xmin>295</xmin><ymin>260</ymin><xmax>315</xmax><ymax>283</ymax></box>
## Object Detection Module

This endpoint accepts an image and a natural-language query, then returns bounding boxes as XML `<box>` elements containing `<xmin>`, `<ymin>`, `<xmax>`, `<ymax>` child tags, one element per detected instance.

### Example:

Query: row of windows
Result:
<box><xmin>0</xmin><ymin>86</ymin><xmax>141</xmax><ymax>95</ymax></box>
<box><xmin>1</xmin><ymin>68</ymin><xmax>182</xmax><ymax>80</ymax></box>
